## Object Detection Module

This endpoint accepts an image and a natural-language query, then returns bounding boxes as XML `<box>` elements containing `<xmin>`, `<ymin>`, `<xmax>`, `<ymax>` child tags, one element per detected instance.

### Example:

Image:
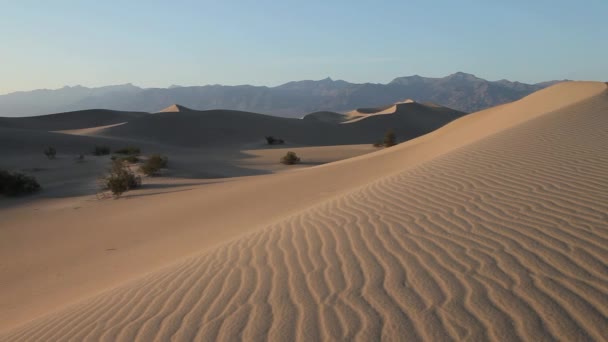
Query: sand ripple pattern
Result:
<box><xmin>3</xmin><ymin>93</ymin><xmax>608</xmax><ymax>341</ymax></box>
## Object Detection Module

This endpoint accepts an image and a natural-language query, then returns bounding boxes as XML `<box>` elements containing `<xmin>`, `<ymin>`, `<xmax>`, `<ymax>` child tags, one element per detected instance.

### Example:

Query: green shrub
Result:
<box><xmin>43</xmin><ymin>146</ymin><xmax>57</xmax><ymax>159</ymax></box>
<box><xmin>103</xmin><ymin>160</ymin><xmax>141</xmax><ymax>198</ymax></box>
<box><xmin>383</xmin><ymin>129</ymin><xmax>396</xmax><ymax>147</ymax></box>
<box><xmin>140</xmin><ymin>154</ymin><xmax>168</xmax><ymax>176</ymax></box>
<box><xmin>0</xmin><ymin>170</ymin><xmax>41</xmax><ymax>196</ymax></box>
<box><xmin>114</xmin><ymin>146</ymin><xmax>141</xmax><ymax>155</ymax></box>
<box><xmin>280</xmin><ymin>151</ymin><xmax>301</xmax><ymax>165</ymax></box>
<box><xmin>93</xmin><ymin>146</ymin><xmax>111</xmax><ymax>156</ymax></box>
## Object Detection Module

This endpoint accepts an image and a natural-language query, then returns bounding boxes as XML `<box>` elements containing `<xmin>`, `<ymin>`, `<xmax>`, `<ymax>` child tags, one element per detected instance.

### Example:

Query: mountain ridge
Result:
<box><xmin>0</xmin><ymin>72</ymin><xmax>565</xmax><ymax>117</ymax></box>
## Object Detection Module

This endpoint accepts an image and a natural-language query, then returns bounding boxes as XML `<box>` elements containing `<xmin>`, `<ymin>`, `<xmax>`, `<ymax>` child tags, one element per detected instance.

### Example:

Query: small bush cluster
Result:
<box><xmin>103</xmin><ymin>160</ymin><xmax>141</xmax><ymax>198</ymax></box>
<box><xmin>0</xmin><ymin>170</ymin><xmax>41</xmax><ymax>196</ymax></box>
<box><xmin>373</xmin><ymin>129</ymin><xmax>397</xmax><ymax>148</ymax></box>
<box><xmin>111</xmin><ymin>155</ymin><xmax>139</xmax><ymax>163</ymax></box>
<box><xmin>383</xmin><ymin>129</ymin><xmax>396</xmax><ymax>147</ymax></box>
<box><xmin>265</xmin><ymin>136</ymin><xmax>285</xmax><ymax>145</ymax></box>
<box><xmin>280</xmin><ymin>151</ymin><xmax>301</xmax><ymax>165</ymax></box>
<box><xmin>114</xmin><ymin>146</ymin><xmax>141</xmax><ymax>155</ymax></box>
<box><xmin>43</xmin><ymin>146</ymin><xmax>57</xmax><ymax>159</ymax></box>
<box><xmin>93</xmin><ymin>146</ymin><xmax>111</xmax><ymax>156</ymax></box>
<box><xmin>140</xmin><ymin>154</ymin><xmax>168</xmax><ymax>176</ymax></box>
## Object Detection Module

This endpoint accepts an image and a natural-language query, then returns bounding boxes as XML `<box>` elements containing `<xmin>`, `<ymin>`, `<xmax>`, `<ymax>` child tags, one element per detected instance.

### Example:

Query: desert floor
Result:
<box><xmin>1</xmin><ymin>82</ymin><xmax>607</xmax><ymax>341</ymax></box>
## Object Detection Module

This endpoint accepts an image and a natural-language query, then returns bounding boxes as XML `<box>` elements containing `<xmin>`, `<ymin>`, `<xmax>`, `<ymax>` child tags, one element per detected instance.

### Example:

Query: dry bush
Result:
<box><xmin>280</xmin><ymin>151</ymin><xmax>301</xmax><ymax>165</ymax></box>
<box><xmin>0</xmin><ymin>170</ymin><xmax>41</xmax><ymax>196</ymax></box>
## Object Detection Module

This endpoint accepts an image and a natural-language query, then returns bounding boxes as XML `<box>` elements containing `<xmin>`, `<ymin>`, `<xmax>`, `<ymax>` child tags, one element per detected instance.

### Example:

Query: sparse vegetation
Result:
<box><xmin>372</xmin><ymin>129</ymin><xmax>397</xmax><ymax>148</ymax></box>
<box><xmin>140</xmin><ymin>154</ymin><xmax>168</xmax><ymax>176</ymax></box>
<box><xmin>110</xmin><ymin>154</ymin><xmax>139</xmax><ymax>163</ymax></box>
<box><xmin>43</xmin><ymin>146</ymin><xmax>57</xmax><ymax>159</ymax></box>
<box><xmin>280</xmin><ymin>151</ymin><xmax>301</xmax><ymax>165</ymax></box>
<box><xmin>265</xmin><ymin>136</ymin><xmax>285</xmax><ymax>145</ymax></box>
<box><xmin>121</xmin><ymin>155</ymin><xmax>140</xmax><ymax>163</ymax></box>
<box><xmin>114</xmin><ymin>146</ymin><xmax>141</xmax><ymax>155</ymax></box>
<box><xmin>0</xmin><ymin>169</ymin><xmax>41</xmax><ymax>196</ymax></box>
<box><xmin>93</xmin><ymin>145</ymin><xmax>111</xmax><ymax>156</ymax></box>
<box><xmin>103</xmin><ymin>160</ymin><xmax>141</xmax><ymax>198</ymax></box>
<box><xmin>383</xmin><ymin>129</ymin><xmax>396</xmax><ymax>147</ymax></box>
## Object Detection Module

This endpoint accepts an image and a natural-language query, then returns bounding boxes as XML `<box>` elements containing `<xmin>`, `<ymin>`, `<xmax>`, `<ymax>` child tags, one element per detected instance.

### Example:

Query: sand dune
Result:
<box><xmin>349</xmin><ymin>99</ymin><xmax>417</xmax><ymax>116</ymax></box>
<box><xmin>0</xmin><ymin>109</ymin><xmax>148</xmax><ymax>131</ymax></box>
<box><xmin>158</xmin><ymin>104</ymin><xmax>194</xmax><ymax>113</ymax></box>
<box><xmin>344</xmin><ymin>100</ymin><xmax>458</xmax><ymax>124</ymax></box>
<box><xmin>301</xmin><ymin>111</ymin><xmax>348</xmax><ymax>123</ymax></box>
<box><xmin>54</xmin><ymin>122</ymin><xmax>127</xmax><ymax>135</ymax></box>
<box><xmin>97</xmin><ymin>104</ymin><xmax>465</xmax><ymax>147</ymax></box>
<box><xmin>1</xmin><ymin>82</ymin><xmax>607</xmax><ymax>341</ymax></box>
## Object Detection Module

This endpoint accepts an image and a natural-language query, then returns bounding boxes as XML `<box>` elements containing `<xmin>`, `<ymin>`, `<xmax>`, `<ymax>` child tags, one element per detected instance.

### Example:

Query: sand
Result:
<box><xmin>0</xmin><ymin>82</ymin><xmax>607</xmax><ymax>341</ymax></box>
<box><xmin>0</xmin><ymin>109</ymin><xmax>148</xmax><ymax>131</ymax></box>
<box><xmin>345</xmin><ymin>99</ymin><xmax>418</xmax><ymax>123</ymax></box>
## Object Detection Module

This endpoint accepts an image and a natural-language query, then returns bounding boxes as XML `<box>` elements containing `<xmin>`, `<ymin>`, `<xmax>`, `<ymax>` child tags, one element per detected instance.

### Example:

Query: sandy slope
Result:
<box><xmin>54</xmin><ymin>122</ymin><xmax>127</xmax><ymax>135</ymax></box>
<box><xmin>97</xmin><ymin>104</ymin><xmax>465</xmax><ymax>147</ymax></box>
<box><xmin>0</xmin><ymin>109</ymin><xmax>148</xmax><ymax>131</ymax></box>
<box><xmin>345</xmin><ymin>99</ymin><xmax>418</xmax><ymax>123</ymax></box>
<box><xmin>1</xmin><ymin>82</ymin><xmax>607</xmax><ymax>341</ymax></box>
<box><xmin>157</xmin><ymin>104</ymin><xmax>194</xmax><ymax>113</ymax></box>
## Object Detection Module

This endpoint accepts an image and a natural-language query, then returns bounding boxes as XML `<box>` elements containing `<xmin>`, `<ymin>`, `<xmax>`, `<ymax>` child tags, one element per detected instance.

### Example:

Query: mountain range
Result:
<box><xmin>0</xmin><ymin>72</ymin><xmax>563</xmax><ymax>117</ymax></box>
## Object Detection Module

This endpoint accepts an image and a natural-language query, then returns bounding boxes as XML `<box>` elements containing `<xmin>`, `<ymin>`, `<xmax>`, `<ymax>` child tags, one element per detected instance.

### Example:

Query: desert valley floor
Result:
<box><xmin>1</xmin><ymin>82</ymin><xmax>607</xmax><ymax>341</ymax></box>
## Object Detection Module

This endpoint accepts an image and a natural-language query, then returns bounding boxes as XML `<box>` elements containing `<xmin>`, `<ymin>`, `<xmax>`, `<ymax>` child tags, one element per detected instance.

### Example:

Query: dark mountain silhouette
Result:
<box><xmin>0</xmin><ymin>73</ymin><xmax>563</xmax><ymax>117</ymax></box>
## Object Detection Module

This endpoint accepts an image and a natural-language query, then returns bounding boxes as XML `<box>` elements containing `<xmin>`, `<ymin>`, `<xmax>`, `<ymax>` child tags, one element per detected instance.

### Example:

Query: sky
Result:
<box><xmin>1</xmin><ymin>0</ymin><xmax>607</xmax><ymax>94</ymax></box>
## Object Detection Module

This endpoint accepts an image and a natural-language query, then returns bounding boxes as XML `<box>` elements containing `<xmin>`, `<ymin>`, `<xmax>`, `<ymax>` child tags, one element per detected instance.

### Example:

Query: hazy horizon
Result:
<box><xmin>0</xmin><ymin>71</ymin><xmax>567</xmax><ymax>96</ymax></box>
<box><xmin>2</xmin><ymin>1</ymin><xmax>607</xmax><ymax>94</ymax></box>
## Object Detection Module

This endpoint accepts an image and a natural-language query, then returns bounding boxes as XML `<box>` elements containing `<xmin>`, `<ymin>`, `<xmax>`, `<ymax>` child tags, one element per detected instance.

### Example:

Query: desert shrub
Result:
<box><xmin>265</xmin><ymin>136</ymin><xmax>285</xmax><ymax>145</ymax></box>
<box><xmin>280</xmin><ymin>151</ymin><xmax>301</xmax><ymax>165</ymax></box>
<box><xmin>103</xmin><ymin>160</ymin><xmax>141</xmax><ymax>198</ymax></box>
<box><xmin>140</xmin><ymin>154</ymin><xmax>168</xmax><ymax>176</ymax></box>
<box><xmin>114</xmin><ymin>146</ymin><xmax>141</xmax><ymax>155</ymax></box>
<box><xmin>121</xmin><ymin>155</ymin><xmax>140</xmax><ymax>163</ymax></box>
<box><xmin>110</xmin><ymin>155</ymin><xmax>138</xmax><ymax>163</ymax></box>
<box><xmin>93</xmin><ymin>146</ymin><xmax>111</xmax><ymax>156</ymax></box>
<box><xmin>0</xmin><ymin>169</ymin><xmax>41</xmax><ymax>196</ymax></box>
<box><xmin>383</xmin><ymin>129</ymin><xmax>396</xmax><ymax>147</ymax></box>
<box><xmin>43</xmin><ymin>146</ymin><xmax>57</xmax><ymax>159</ymax></box>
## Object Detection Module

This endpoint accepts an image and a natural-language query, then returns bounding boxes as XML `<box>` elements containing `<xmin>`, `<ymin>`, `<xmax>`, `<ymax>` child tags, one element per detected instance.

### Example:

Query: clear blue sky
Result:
<box><xmin>2</xmin><ymin>0</ymin><xmax>607</xmax><ymax>94</ymax></box>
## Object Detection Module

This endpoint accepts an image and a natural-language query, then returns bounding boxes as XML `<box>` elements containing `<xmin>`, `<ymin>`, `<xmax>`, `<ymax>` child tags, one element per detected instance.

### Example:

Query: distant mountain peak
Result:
<box><xmin>62</xmin><ymin>85</ymin><xmax>86</xmax><ymax>89</ymax></box>
<box><xmin>446</xmin><ymin>72</ymin><xmax>480</xmax><ymax>81</ymax></box>
<box><xmin>158</xmin><ymin>104</ymin><xmax>194</xmax><ymax>113</ymax></box>
<box><xmin>388</xmin><ymin>74</ymin><xmax>432</xmax><ymax>85</ymax></box>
